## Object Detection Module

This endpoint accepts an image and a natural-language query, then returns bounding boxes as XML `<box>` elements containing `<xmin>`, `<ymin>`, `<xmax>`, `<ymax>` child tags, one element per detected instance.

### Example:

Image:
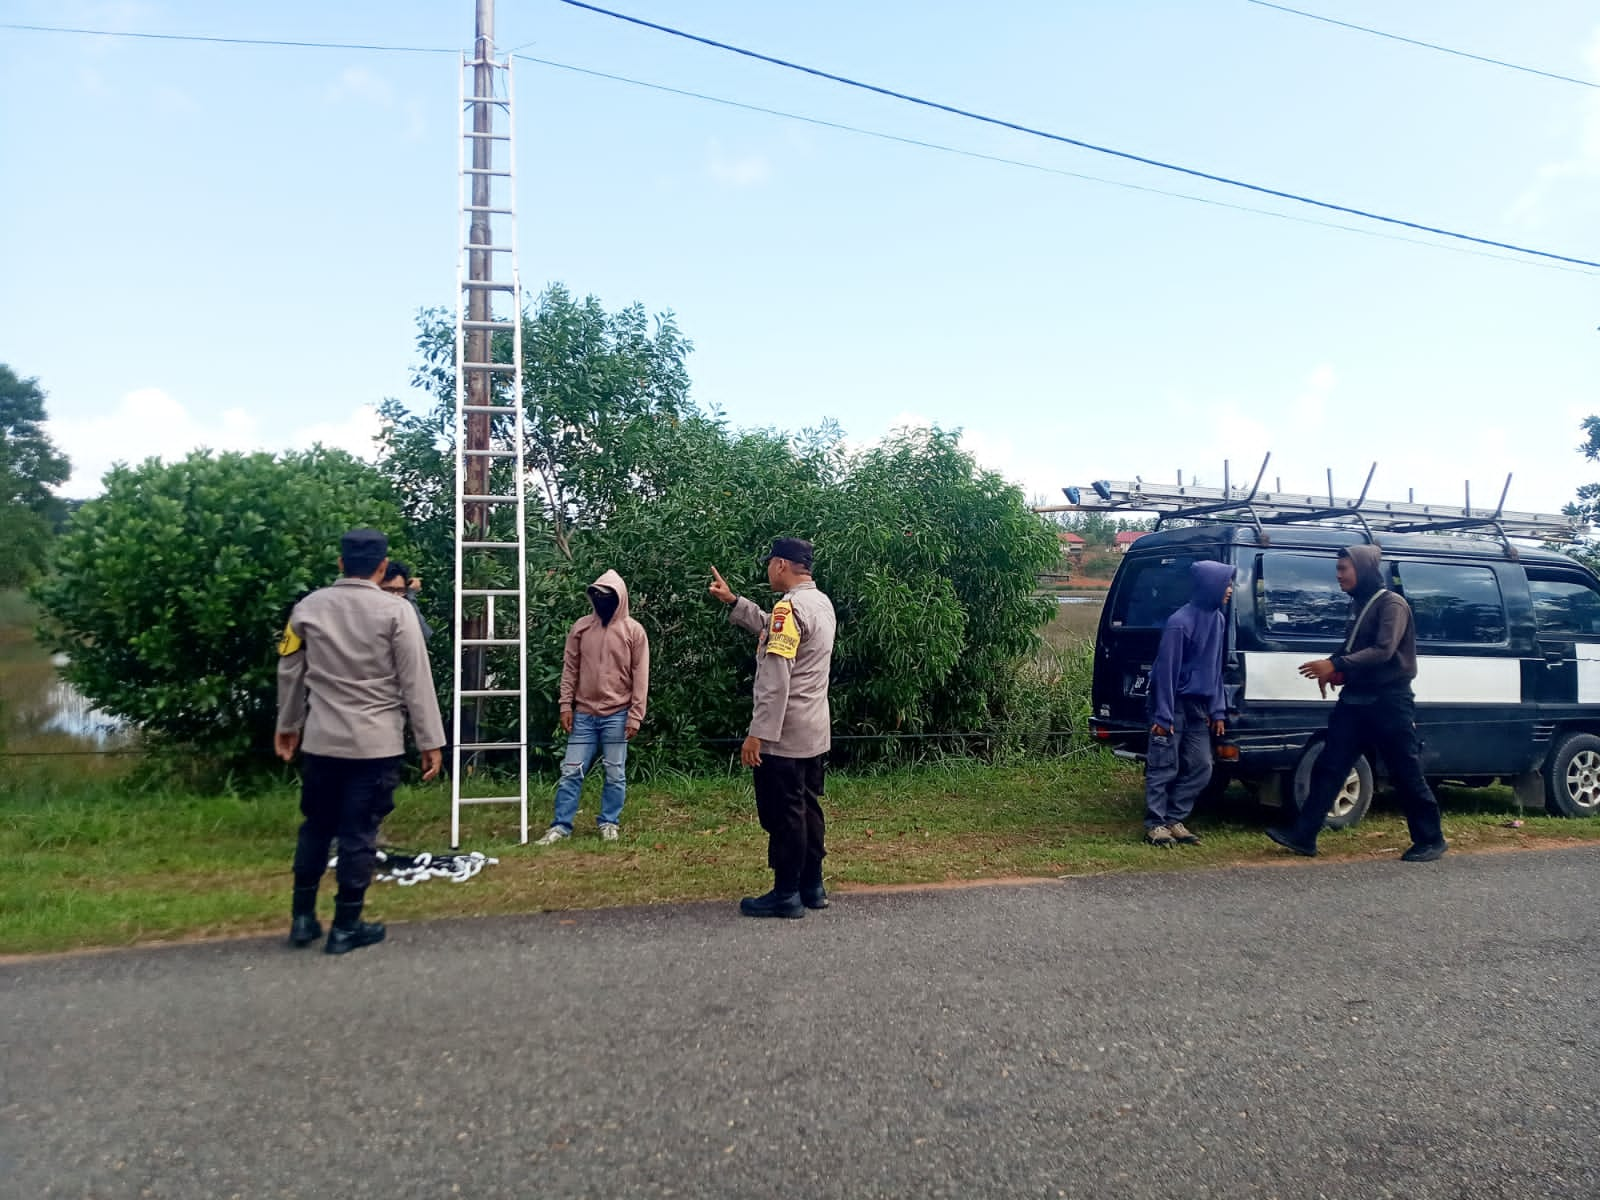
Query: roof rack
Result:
<box><xmin>1039</xmin><ymin>453</ymin><xmax>1582</xmax><ymax>559</ymax></box>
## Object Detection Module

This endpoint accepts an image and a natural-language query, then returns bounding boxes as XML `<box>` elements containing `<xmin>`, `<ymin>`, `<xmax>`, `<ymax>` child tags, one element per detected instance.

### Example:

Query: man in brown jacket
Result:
<box><xmin>709</xmin><ymin>537</ymin><xmax>837</xmax><ymax>918</ymax></box>
<box><xmin>276</xmin><ymin>528</ymin><xmax>445</xmax><ymax>955</ymax></box>
<box><xmin>536</xmin><ymin>569</ymin><xmax>650</xmax><ymax>844</ymax></box>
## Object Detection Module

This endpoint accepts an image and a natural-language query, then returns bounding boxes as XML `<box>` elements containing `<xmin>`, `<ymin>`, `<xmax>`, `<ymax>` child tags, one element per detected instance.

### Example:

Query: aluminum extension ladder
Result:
<box><xmin>450</xmin><ymin>46</ymin><xmax>529</xmax><ymax>846</ymax></box>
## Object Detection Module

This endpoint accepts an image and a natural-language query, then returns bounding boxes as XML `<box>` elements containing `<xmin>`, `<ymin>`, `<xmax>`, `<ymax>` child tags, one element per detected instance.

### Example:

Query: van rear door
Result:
<box><xmin>1095</xmin><ymin>549</ymin><xmax>1221</xmax><ymax>726</ymax></box>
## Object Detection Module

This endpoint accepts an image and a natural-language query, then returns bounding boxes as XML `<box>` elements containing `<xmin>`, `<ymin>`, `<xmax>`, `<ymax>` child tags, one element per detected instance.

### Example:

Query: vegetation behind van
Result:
<box><xmin>1090</xmin><ymin>525</ymin><xmax>1600</xmax><ymax>828</ymax></box>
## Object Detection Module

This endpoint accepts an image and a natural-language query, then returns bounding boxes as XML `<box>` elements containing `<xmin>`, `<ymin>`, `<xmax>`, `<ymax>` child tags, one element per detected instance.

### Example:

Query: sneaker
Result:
<box><xmin>1144</xmin><ymin>825</ymin><xmax>1176</xmax><ymax>847</ymax></box>
<box><xmin>534</xmin><ymin>826</ymin><xmax>570</xmax><ymax>846</ymax></box>
<box><xmin>598</xmin><ymin>822</ymin><xmax>620</xmax><ymax>842</ymax></box>
<box><xmin>1168</xmin><ymin>821</ymin><xmax>1201</xmax><ymax>845</ymax></box>
<box><xmin>1400</xmin><ymin>840</ymin><xmax>1447</xmax><ymax>863</ymax></box>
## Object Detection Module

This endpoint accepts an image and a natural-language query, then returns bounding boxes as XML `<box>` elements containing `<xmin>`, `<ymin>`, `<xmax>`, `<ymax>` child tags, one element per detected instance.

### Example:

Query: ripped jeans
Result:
<box><xmin>551</xmin><ymin>707</ymin><xmax>630</xmax><ymax>831</ymax></box>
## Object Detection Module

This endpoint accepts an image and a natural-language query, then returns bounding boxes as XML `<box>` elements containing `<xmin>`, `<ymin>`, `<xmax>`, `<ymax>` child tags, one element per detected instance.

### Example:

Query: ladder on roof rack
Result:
<box><xmin>1040</xmin><ymin>454</ymin><xmax>1582</xmax><ymax>557</ymax></box>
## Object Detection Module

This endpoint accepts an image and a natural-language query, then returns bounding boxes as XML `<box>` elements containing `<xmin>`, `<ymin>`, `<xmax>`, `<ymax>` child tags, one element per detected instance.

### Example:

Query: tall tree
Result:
<box><xmin>0</xmin><ymin>365</ymin><xmax>72</xmax><ymax>587</ymax></box>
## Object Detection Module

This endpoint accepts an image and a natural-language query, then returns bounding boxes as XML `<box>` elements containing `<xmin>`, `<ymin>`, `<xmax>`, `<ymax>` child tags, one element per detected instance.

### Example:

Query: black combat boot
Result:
<box><xmin>799</xmin><ymin>870</ymin><xmax>828</xmax><ymax>910</ymax></box>
<box><xmin>287</xmin><ymin>880</ymin><xmax>322</xmax><ymax>948</ymax></box>
<box><xmin>325</xmin><ymin>888</ymin><xmax>386</xmax><ymax>955</ymax></box>
<box><xmin>739</xmin><ymin>888</ymin><xmax>805</xmax><ymax>919</ymax></box>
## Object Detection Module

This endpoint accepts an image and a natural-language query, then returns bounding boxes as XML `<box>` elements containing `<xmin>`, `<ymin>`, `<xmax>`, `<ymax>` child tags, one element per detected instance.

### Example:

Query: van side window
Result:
<box><xmin>1393</xmin><ymin>562</ymin><xmax>1506</xmax><ymax>644</ymax></box>
<box><xmin>1527</xmin><ymin>577</ymin><xmax>1600</xmax><ymax>638</ymax></box>
<box><xmin>1257</xmin><ymin>553</ymin><xmax>1348</xmax><ymax>637</ymax></box>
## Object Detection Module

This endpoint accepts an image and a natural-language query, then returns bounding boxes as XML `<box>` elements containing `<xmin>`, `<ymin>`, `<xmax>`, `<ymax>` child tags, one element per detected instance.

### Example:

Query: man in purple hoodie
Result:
<box><xmin>1143</xmin><ymin>560</ymin><xmax>1235</xmax><ymax>847</ymax></box>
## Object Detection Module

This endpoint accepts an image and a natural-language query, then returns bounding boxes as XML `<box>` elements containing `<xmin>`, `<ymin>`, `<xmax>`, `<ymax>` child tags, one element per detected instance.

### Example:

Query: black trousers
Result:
<box><xmin>1293</xmin><ymin>689</ymin><xmax>1444</xmax><ymax>847</ymax></box>
<box><xmin>752</xmin><ymin>753</ymin><xmax>826</xmax><ymax>894</ymax></box>
<box><xmin>293</xmin><ymin>753</ymin><xmax>403</xmax><ymax>891</ymax></box>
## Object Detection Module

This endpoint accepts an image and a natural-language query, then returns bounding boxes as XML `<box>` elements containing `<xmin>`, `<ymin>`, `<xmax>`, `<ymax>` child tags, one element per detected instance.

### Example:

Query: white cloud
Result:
<box><xmin>48</xmin><ymin>389</ymin><xmax>382</xmax><ymax>496</ymax></box>
<box><xmin>327</xmin><ymin>66</ymin><xmax>396</xmax><ymax>108</ymax></box>
<box><xmin>707</xmin><ymin>140</ymin><xmax>772</xmax><ymax>188</ymax></box>
<box><xmin>1508</xmin><ymin>28</ymin><xmax>1600</xmax><ymax>224</ymax></box>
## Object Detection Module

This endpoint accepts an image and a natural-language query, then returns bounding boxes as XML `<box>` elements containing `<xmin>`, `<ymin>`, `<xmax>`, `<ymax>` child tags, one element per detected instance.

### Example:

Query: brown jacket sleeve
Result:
<box><xmin>558</xmin><ymin>620</ymin><xmax>583</xmax><ymax>711</ymax></box>
<box><xmin>628</xmin><ymin>625</ymin><xmax>650</xmax><ymax>729</ymax></box>
<box><xmin>1333</xmin><ymin>594</ymin><xmax>1408</xmax><ymax>677</ymax></box>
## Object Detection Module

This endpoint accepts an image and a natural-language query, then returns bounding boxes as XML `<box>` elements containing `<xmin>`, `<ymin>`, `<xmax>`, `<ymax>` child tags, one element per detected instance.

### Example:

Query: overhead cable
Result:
<box><xmin>552</xmin><ymin>0</ymin><xmax>1600</xmax><ymax>270</ymax></box>
<box><xmin>1246</xmin><ymin>1</ymin><xmax>1600</xmax><ymax>90</ymax></box>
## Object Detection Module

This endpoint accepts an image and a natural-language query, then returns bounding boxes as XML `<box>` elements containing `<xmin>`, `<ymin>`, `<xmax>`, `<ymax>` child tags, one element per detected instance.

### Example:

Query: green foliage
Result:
<box><xmin>33</xmin><ymin>449</ymin><xmax>406</xmax><ymax>762</ymax></box>
<box><xmin>0</xmin><ymin>365</ymin><xmax>71</xmax><ymax>587</ymax></box>
<box><xmin>378</xmin><ymin>285</ymin><xmax>1061</xmax><ymax>766</ymax></box>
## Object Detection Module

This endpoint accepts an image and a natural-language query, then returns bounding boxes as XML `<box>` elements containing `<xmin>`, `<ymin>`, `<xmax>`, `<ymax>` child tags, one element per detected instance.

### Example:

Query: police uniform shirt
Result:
<box><xmin>277</xmin><ymin>578</ymin><xmax>447</xmax><ymax>758</ymax></box>
<box><xmin>730</xmin><ymin>580</ymin><xmax>836</xmax><ymax>759</ymax></box>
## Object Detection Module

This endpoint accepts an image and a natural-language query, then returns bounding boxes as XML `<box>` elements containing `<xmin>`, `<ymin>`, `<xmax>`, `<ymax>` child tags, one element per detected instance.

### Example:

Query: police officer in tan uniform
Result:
<box><xmin>709</xmin><ymin>537</ymin><xmax>837</xmax><ymax>918</ymax></box>
<box><xmin>276</xmin><ymin>528</ymin><xmax>445</xmax><ymax>954</ymax></box>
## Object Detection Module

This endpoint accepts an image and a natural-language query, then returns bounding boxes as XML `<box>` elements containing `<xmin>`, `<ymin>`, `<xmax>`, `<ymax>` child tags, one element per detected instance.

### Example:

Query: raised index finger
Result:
<box><xmin>710</xmin><ymin>565</ymin><xmax>725</xmax><ymax>583</ymax></box>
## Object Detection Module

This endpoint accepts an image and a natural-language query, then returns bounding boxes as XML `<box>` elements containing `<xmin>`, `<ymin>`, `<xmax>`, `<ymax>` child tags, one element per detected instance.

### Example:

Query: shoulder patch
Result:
<box><xmin>278</xmin><ymin>620</ymin><xmax>303</xmax><ymax>657</ymax></box>
<box><xmin>766</xmin><ymin>600</ymin><xmax>799</xmax><ymax>660</ymax></box>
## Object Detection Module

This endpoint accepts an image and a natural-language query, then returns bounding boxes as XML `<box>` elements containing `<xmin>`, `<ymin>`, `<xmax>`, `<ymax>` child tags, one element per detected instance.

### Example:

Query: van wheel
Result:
<box><xmin>1289</xmin><ymin>744</ymin><xmax>1374</xmax><ymax>830</ymax></box>
<box><xmin>1543</xmin><ymin>733</ymin><xmax>1600</xmax><ymax>817</ymax></box>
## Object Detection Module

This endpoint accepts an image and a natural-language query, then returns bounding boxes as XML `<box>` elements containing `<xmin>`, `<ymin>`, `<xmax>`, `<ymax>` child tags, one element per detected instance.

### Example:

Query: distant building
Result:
<box><xmin>1114</xmin><ymin>530</ymin><xmax>1149</xmax><ymax>553</ymax></box>
<box><xmin>1057</xmin><ymin>531</ymin><xmax>1086</xmax><ymax>556</ymax></box>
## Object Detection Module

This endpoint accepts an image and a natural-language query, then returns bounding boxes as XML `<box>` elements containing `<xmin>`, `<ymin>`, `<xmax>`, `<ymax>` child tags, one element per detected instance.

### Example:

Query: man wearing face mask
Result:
<box><xmin>535</xmin><ymin>570</ymin><xmax>650</xmax><ymax>844</ymax></box>
<box><xmin>1266</xmin><ymin>544</ymin><xmax>1448</xmax><ymax>861</ymax></box>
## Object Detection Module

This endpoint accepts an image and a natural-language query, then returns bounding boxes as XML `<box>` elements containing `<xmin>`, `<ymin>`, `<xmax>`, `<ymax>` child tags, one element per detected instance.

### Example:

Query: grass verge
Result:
<box><xmin>4</xmin><ymin>753</ymin><xmax>1599</xmax><ymax>956</ymax></box>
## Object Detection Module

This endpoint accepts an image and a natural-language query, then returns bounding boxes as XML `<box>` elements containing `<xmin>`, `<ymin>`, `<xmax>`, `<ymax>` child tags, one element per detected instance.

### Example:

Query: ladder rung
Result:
<box><xmin>462</xmin><ymin>320</ymin><xmax>515</xmax><ymax>331</ymax></box>
<box><xmin>461</xmin><ymin>280</ymin><xmax>515</xmax><ymax>290</ymax></box>
<box><xmin>462</xmin><ymin>449</ymin><xmax>517</xmax><ymax>458</ymax></box>
<box><xmin>460</xmin><ymin>638</ymin><xmax>523</xmax><ymax>647</ymax></box>
<box><xmin>456</xmin><ymin>795</ymin><xmax>524</xmax><ymax>806</ymax></box>
<box><xmin>456</xmin><ymin>742</ymin><xmax>526</xmax><ymax>751</ymax></box>
<box><xmin>462</xmin><ymin>588</ymin><xmax>520</xmax><ymax>596</ymax></box>
<box><xmin>462</xmin><ymin>540</ymin><xmax>521</xmax><ymax>549</ymax></box>
<box><xmin>459</xmin><ymin>689</ymin><xmax>521</xmax><ymax>698</ymax></box>
<box><xmin>462</xmin><ymin>492</ymin><xmax>519</xmax><ymax>501</ymax></box>
<box><xmin>461</xmin><ymin>407</ymin><xmax>517</xmax><ymax>415</ymax></box>
<box><xmin>464</xmin><ymin>244</ymin><xmax>513</xmax><ymax>253</ymax></box>
<box><xmin>464</xmin><ymin>96</ymin><xmax>510</xmax><ymax>106</ymax></box>
<box><xmin>464</xmin><ymin>168</ymin><xmax>512</xmax><ymax>177</ymax></box>
<box><xmin>465</xmin><ymin>206</ymin><xmax>513</xmax><ymax>213</ymax></box>
<box><xmin>464</xmin><ymin>131</ymin><xmax>511</xmax><ymax>140</ymax></box>
<box><xmin>462</xmin><ymin>361</ymin><xmax>516</xmax><ymax>372</ymax></box>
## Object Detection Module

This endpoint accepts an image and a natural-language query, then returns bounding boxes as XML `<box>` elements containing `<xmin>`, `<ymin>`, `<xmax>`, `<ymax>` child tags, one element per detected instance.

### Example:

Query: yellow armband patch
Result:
<box><xmin>766</xmin><ymin>600</ymin><xmax>799</xmax><ymax>660</ymax></box>
<box><xmin>277</xmin><ymin>621</ymin><xmax>303</xmax><ymax>656</ymax></box>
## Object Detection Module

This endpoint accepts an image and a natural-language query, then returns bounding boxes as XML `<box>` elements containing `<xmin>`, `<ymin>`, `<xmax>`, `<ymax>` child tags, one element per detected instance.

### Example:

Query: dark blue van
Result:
<box><xmin>1089</xmin><ymin>524</ymin><xmax>1600</xmax><ymax>827</ymax></box>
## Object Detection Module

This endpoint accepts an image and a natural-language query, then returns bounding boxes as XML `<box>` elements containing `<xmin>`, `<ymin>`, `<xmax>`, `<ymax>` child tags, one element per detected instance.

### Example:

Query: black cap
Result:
<box><xmin>340</xmin><ymin>528</ymin><xmax>389</xmax><ymax>570</ymax></box>
<box><xmin>761</xmin><ymin>536</ymin><xmax>814</xmax><ymax>570</ymax></box>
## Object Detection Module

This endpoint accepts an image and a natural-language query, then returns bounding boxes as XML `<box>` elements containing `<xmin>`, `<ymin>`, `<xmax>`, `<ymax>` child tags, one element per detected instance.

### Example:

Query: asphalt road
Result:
<box><xmin>4</xmin><ymin>847</ymin><xmax>1598</xmax><ymax>1200</ymax></box>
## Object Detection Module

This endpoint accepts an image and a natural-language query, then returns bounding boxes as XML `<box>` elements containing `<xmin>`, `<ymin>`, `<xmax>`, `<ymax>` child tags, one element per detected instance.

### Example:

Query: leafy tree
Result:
<box><xmin>0</xmin><ymin>365</ymin><xmax>71</xmax><ymax>587</ymax></box>
<box><xmin>34</xmin><ymin>449</ymin><xmax>406</xmax><ymax>761</ymax></box>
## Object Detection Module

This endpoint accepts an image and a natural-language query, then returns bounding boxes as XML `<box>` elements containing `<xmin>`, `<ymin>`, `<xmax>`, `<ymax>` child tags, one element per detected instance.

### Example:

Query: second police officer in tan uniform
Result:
<box><xmin>709</xmin><ymin>537</ymin><xmax>837</xmax><ymax>918</ymax></box>
<box><xmin>276</xmin><ymin>528</ymin><xmax>446</xmax><ymax>955</ymax></box>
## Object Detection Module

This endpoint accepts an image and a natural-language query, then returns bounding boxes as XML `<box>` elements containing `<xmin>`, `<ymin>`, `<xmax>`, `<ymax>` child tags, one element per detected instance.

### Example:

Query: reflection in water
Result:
<box><xmin>2</xmin><ymin>647</ymin><xmax>131</xmax><ymax>751</ymax></box>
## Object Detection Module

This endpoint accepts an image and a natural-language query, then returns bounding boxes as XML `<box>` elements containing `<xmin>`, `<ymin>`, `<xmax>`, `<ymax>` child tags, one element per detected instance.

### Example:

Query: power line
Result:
<box><xmin>1245</xmin><ymin>1</ymin><xmax>1600</xmax><ymax>90</ymax></box>
<box><xmin>552</xmin><ymin>0</ymin><xmax>1600</xmax><ymax>271</ymax></box>
<box><xmin>514</xmin><ymin>52</ymin><xmax>1597</xmax><ymax>277</ymax></box>
<box><xmin>0</xmin><ymin>21</ymin><xmax>453</xmax><ymax>54</ymax></box>
<box><xmin>9</xmin><ymin>15</ymin><xmax>1597</xmax><ymax>273</ymax></box>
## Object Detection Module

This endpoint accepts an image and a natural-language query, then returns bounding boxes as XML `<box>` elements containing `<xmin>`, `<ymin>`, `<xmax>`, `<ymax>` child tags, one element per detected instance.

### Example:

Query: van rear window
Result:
<box><xmin>1256</xmin><ymin>553</ymin><xmax>1349</xmax><ymax>638</ymax></box>
<box><xmin>1109</xmin><ymin>555</ymin><xmax>1208</xmax><ymax>628</ymax></box>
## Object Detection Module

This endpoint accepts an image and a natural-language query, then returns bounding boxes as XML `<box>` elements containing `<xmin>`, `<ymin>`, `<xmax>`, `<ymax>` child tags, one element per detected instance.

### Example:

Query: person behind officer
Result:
<box><xmin>276</xmin><ymin>528</ymin><xmax>446</xmax><ymax>954</ymax></box>
<box><xmin>381</xmin><ymin>559</ymin><xmax>434</xmax><ymax>640</ymax></box>
<box><xmin>1265</xmin><ymin>543</ymin><xmax>1448</xmax><ymax>862</ymax></box>
<box><xmin>708</xmin><ymin>538</ymin><xmax>836</xmax><ymax>918</ymax></box>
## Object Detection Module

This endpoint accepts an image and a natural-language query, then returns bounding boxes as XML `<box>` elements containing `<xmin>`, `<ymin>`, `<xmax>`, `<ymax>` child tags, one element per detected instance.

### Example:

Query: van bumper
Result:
<box><xmin>1088</xmin><ymin>717</ymin><xmax>1312</xmax><ymax>774</ymax></box>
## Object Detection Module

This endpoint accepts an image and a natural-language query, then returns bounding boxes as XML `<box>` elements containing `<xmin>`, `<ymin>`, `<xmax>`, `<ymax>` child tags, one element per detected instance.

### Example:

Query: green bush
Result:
<box><xmin>34</xmin><ymin>449</ymin><xmax>407</xmax><ymax>763</ymax></box>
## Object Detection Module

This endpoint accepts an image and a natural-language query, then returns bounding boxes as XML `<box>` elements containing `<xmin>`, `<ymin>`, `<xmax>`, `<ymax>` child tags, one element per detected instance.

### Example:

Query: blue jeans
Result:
<box><xmin>552</xmin><ymin>708</ymin><xmax>629</xmax><ymax>831</ymax></box>
<box><xmin>1144</xmin><ymin>697</ymin><xmax>1214</xmax><ymax>829</ymax></box>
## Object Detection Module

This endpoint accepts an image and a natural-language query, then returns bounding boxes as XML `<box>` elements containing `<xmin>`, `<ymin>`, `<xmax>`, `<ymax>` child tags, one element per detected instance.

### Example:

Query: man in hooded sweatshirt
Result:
<box><xmin>1144</xmin><ymin>560</ymin><xmax>1235</xmax><ymax>847</ymax></box>
<box><xmin>1266</xmin><ymin>544</ymin><xmax>1448</xmax><ymax>861</ymax></box>
<box><xmin>535</xmin><ymin>570</ymin><xmax>650</xmax><ymax>844</ymax></box>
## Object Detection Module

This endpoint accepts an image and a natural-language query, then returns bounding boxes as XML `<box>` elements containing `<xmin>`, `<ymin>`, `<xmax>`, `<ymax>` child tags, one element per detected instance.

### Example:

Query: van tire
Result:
<box><xmin>1289</xmin><ymin>744</ymin><xmax>1374</xmax><ymax>830</ymax></box>
<box><xmin>1543</xmin><ymin>733</ymin><xmax>1600</xmax><ymax>818</ymax></box>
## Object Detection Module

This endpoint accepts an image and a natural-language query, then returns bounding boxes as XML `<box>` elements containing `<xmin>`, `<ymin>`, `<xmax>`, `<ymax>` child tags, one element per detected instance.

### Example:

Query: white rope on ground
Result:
<box><xmin>327</xmin><ymin>849</ymin><xmax>500</xmax><ymax>886</ymax></box>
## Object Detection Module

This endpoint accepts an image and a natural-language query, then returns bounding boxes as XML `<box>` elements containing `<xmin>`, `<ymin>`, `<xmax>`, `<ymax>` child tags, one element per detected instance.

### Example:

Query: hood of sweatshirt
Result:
<box><xmin>1342</xmin><ymin>544</ymin><xmax>1385</xmax><ymax>602</ymax></box>
<box><xmin>586</xmin><ymin>569</ymin><xmax>631</xmax><ymax>625</ymax></box>
<box><xmin>1189</xmin><ymin>560</ymin><xmax>1235</xmax><ymax>611</ymax></box>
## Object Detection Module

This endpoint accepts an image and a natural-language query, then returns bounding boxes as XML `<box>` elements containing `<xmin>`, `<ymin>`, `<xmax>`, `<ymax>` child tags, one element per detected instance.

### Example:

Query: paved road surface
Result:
<box><xmin>4</xmin><ymin>847</ymin><xmax>1598</xmax><ymax>1199</ymax></box>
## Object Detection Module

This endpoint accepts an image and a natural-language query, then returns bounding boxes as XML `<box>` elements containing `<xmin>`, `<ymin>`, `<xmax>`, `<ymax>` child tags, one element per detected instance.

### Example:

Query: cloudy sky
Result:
<box><xmin>3</xmin><ymin>0</ymin><xmax>1598</xmax><ymax>518</ymax></box>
